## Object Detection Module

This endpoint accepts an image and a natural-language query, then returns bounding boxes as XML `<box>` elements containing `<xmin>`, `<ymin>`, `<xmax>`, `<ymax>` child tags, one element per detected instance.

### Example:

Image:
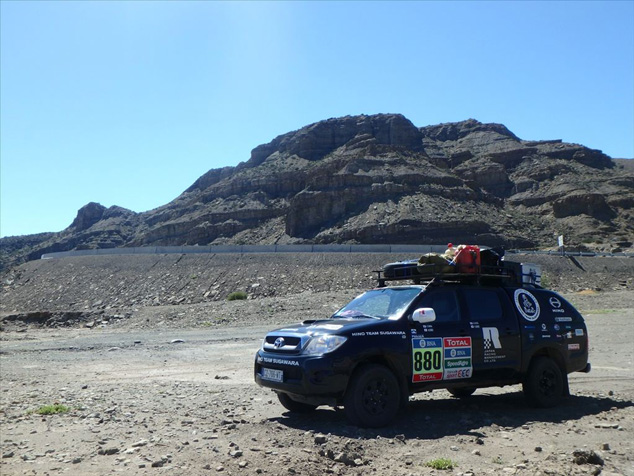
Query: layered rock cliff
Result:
<box><xmin>2</xmin><ymin>114</ymin><xmax>633</xmax><ymax>270</ymax></box>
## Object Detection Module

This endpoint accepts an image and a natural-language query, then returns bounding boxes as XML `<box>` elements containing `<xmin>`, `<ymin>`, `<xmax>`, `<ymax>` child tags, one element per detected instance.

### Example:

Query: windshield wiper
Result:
<box><xmin>333</xmin><ymin>312</ymin><xmax>380</xmax><ymax>320</ymax></box>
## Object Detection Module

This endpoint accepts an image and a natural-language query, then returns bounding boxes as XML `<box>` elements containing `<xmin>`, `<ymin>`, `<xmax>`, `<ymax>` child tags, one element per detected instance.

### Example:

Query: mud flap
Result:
<box><xmin>563</xmin><ymin>373</ymin><xmax>570</xmax><ymax>397</ymax></box>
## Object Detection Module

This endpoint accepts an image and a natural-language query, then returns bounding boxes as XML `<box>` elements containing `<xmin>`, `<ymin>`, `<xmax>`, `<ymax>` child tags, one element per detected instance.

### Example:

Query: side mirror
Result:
<box><xmin>411</xmin><ymin>308</ymin><xmax>436</xmax><ymax>324</ymax></box>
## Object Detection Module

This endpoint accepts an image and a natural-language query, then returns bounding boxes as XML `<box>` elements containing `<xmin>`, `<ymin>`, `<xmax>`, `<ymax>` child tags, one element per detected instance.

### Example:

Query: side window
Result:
<box><xmin>463</xmin><ymin>289</ymin><xmax>503</xmax><ymax>321</ymax></box>
<box><xmin>419</xmin><ymin>290</ymin><xmax>461</xmax><ymax>323</ymax></box>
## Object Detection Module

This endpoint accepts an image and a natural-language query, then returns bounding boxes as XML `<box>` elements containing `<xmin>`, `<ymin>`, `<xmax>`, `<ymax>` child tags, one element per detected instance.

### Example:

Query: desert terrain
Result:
<box><xmin>1</xmin><ymin>252</ymin><xmax>633</xmax><ymax>475</ymax></box>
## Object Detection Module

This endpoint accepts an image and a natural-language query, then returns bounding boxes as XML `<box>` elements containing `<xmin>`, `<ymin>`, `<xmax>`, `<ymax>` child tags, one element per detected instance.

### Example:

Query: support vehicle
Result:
<box><xmin>254</xmin><ymin>259</ymin><xmax>590</xmax><ymax>427</ymax></box>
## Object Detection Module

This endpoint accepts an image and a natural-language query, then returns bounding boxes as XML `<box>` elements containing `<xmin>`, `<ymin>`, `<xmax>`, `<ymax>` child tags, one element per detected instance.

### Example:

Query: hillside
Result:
<box><xmin>2</xmin><ymin>114</ymin><xmax>633</xmax><ymax>270</ymax></box>
<box><xmin>2</xmin><ymin>252</ymin><xmax>632</xmax><ymax>326</ymax></box>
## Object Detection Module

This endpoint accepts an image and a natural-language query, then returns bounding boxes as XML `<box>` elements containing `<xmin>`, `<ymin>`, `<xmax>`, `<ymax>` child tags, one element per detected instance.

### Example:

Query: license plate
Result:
<box><xmin>261</xmin><ymin>368</ymin><xmax>283</xmax><ymax>383</ymax></box>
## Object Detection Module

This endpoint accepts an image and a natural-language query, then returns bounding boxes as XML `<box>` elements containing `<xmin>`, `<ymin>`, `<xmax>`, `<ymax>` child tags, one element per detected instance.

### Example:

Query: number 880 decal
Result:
<box><xmin>412</xmin><ymin>337</ymin><xmax>472</xmax><ymax>382</ymax></box>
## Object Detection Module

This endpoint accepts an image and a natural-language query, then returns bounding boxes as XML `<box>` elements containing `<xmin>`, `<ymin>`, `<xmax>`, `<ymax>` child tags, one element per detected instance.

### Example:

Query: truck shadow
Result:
<box><xmin>270</xmin><ymin>391</ymin><xmax>633</xmax><ymax>439</ymax></box>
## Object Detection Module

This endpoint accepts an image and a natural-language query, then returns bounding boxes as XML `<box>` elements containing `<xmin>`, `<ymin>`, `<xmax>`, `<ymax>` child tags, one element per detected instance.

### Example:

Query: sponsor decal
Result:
<box><xmin>555</xmin><ymin>317</ymin><xmax>573</xmax><ymax>322</ymax></box>
<box><xmin>568</xmin><ymin>343</ymin><xmax>580</xmax><ymax>351</ymax></box>
<box><xmin>444</xmin><ymin>368</ymin><xmax>472</xmax><ymax>379</ymax></box>
<box><xmin>414</xmin><ymin>372</ymin><xmax>443</xmax><ymax>382</ymax></box>
<box><xmin>542</xmin><ymin>334</ymin><xmax>551</xmax><ymax>338</ymax></box>
<box><xmin>445</xmin><ymin>347</ymin><xmax>471</xmax><ymax>359</ymax></box>
<box><xmin>351</xmin><ymin>330</ymin><xmax>406</xmax><ymax>337</ymax></box>
<box><xmin>445</xmin><ymin>358</ymin><xmax>471</xmax><ymax>369</ymax></box>
<box><xmin>554</xmin><ymin>324</ymin><xmax>560</xmax><ymax>331</ymax></box>
<box><xmin>483</xmin><ymin>327</ymin><xmax>502</xmax><ymax>350</ymax></box>
<box><xmin>412</xmin><ymin>337</ymin><xmax>443</xmax><ymax>382</ymax></box>
<box><xmin>528</xmin><ymin>333</ymin><xmax>535</xmax><ymax>341</ymax></box>
<box><xmin>444</xmin><ymin>337</ymin><xmax>470</xmax><ymax>347</ymax></box>
<box><xmin>412</xmin><ymin>337</ymin><xmax>472</xmax><ymax>382</ymax></box>
<box><xmin>260</xmin><ymin>356</ymin><xmax>300</xmax><ymax>366</ymax></box>
<box><xmin>379</xmin><ymin>330</ymin><xmax>406</xmax><ymax>336</ymax></box>
<box><xmin>482</xmin><ymin>327</ymin><xmax>506</xmax><ymax>363</ymax></box>
<box><xmin>470</xmin><ymin>322</ymin><xmax>481</xmax><ymax>329</ymax></box>
<box><xmin>443</xmin><ymin>337</ymin><xmax>472</xmax><ymax>380</ymax></box>
<box><xmin>541</xmin><ymin>323</ymin><xmax>548</xmax><ymax>331</ymax></box>
<box><xmin>549</xmin><ymin>296</ymin><xmax>562</xmax><ymax>309</ymax></box>
<box><xmin>514</xmin><ymin>289</ymin><xmax>541</xmax><ymax>321</ymax></box>
<box><xmin>575</xmin><ymin>329</ymin><xmax>584</xmax><ymax>337</ymax></box>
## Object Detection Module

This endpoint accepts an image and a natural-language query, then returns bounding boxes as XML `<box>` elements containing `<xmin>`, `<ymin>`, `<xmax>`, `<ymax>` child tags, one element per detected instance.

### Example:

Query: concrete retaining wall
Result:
<box><xmin>41</xmin><ymin>244</ymin><xmax>448</xmax><ymax>259</ymax></box>
<box><xmin>40</xmin><ymin>245</ymin><xmax>633</xmax><ymax>260</ymax></box>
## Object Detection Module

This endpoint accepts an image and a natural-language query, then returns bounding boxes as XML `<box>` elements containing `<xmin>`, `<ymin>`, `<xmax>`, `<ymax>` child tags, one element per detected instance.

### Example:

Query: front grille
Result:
<box><xmin>263</xmin><ymin>332</ymin><xmax>309</xmax><ymax>353</ymax></box>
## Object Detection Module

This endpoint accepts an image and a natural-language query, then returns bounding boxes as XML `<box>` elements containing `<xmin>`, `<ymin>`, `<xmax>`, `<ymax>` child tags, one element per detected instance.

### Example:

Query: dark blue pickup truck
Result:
<box><xmin>255</xmin><ymin>263</ymin><xmax>590</xmax><ymax>427</ymax></box>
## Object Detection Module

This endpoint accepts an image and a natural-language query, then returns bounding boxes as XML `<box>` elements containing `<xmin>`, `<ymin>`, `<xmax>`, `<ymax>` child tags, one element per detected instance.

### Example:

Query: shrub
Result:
<box><xmin>33</xmin><ymin>404</ymin><xmax>70</xmax><ymax>415</ymax></box>
<box><xmin>424</xmin><ymin>458</ymin><xmax>456</xmax><ymax>470</ymax></box>
<box><xmin>227</xmin><ymin>291</ymin><xmax>247</xmax><ymax>301</ymax></box>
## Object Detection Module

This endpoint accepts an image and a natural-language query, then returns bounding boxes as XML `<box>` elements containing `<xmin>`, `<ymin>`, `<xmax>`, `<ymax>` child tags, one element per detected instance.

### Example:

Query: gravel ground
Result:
<box><xmin>1</xmin><ymin>253</ymin><xmax>633</xmax><ymax>475</ymax></box>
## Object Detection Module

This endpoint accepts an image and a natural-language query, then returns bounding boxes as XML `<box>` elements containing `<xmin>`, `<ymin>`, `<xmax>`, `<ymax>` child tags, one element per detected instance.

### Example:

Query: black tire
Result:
<box><xmin>523</xmin><ymin>357</ymin><xmax>565</xmax><ymax>408</ymax></box>
<box><xmin>277</xmin><ymin>392</ymin><xmax>318</xmax><ymax>413</ymax></box>
<box><xmin>449</xmin><ymin>387</ymin><xmax>476</xmax><ymax>398</ymax></box>
<box><xmin>344</xmin><ymin>364</ymin><xmax>401</xmax><ymax>428</ymax></box>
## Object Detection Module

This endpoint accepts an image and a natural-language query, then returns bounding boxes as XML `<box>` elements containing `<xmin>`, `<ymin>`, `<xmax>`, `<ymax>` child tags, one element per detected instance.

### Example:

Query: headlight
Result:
<box><xmin>303</xmin><ymin>335</ymin><xmax>347</xmax><ymax>355</ymax></box>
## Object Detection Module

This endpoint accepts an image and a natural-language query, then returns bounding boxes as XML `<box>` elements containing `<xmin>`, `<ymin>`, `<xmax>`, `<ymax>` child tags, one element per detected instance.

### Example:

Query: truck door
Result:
<box><xmin>461</xmin><ymin>288</ymin><xmax>521</xmax><ymax>380</ymax></box>
<box><xmin>409</xmin><ymin>288</ymin><xmax>473</xmax><ymax>384</ymax></box>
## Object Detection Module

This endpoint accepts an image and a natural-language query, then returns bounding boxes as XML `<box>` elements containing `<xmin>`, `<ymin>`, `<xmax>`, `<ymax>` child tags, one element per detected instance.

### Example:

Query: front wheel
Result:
<box><xmin>523</xmin><ymin>357</ymin><xmax>565</xmax><ymax>407</ymax></box>
<box><xmin>277</xmin><ymin>392</ymin><xmax>318</xmax><ymax>413</ymax></box>
<box><xmin>344</xmin><ymin>364</ymin><xmax>401</xmax><ymax>428</ymax></box>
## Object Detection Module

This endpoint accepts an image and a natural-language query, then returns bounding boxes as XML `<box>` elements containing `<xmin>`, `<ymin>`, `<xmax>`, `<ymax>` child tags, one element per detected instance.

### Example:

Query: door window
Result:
<box><xmin>463</xmin><ymin>289</ymin><xmax>503</xmax><ymax>321</ymax></box>
<box><xmin>419</xmin><ymin>290</ymin><xmax>461</xmax><ymax>323</ymax></box>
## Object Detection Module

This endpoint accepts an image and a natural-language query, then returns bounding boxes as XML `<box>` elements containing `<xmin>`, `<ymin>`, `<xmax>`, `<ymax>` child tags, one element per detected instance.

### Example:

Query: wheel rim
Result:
<box><xmin>539</xmin><ymin>368</ymin><xmax>557</xmax><ymax>397</ymax></box>
<box><xmin>362</xmin><ymin>378</ymin><xmax>390</xmax><ymax>415</ymax></box>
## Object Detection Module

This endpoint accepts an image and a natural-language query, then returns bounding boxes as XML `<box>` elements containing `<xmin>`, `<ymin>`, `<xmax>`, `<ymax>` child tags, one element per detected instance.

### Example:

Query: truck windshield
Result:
<box><xmin>333</xmin><ymin>287</ymin><xmax>422</xmax><ymax>320</ymax></box>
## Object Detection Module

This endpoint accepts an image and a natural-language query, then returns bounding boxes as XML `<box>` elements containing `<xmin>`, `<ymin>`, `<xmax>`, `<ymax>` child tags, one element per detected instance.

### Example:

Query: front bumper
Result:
<box><xmin>254</xmin><ymin>350</ymin><xmax>349</xmax><ymax>401</ymax></box>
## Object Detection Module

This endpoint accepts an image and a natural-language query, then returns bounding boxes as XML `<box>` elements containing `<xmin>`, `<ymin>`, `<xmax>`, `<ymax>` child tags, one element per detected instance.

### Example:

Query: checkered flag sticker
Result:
<box><xmin>482</xmin><ymin>327</ymin><xmax>502</xmax><ymax>350</ymax></box>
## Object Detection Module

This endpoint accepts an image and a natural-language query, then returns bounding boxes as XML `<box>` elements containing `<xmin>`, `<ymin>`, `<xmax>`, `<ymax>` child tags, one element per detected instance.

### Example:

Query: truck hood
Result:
<box><xmin>267</xmin><ymin>317</ymin><xmax>389</xmax><ymax>338</ymax></box>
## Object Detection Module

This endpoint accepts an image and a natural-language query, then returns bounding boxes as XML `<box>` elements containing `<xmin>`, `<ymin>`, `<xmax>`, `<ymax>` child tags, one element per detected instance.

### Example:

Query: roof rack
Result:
<box><xmin>375</xmin><ymin>262</ymin><xmax>541</xmax><ymax>288</ymax></box>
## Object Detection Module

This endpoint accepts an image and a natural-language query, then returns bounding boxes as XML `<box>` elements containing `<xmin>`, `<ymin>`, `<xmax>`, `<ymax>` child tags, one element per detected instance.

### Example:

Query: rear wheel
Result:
<box><xmin>449</xmin><ymin>387</ymin><xmax>476</xmax><ymax>398</ymax></box>
<box><xmin>523</xmin><ymin>357</ymin><xmax>565</xmax><ymax>407</ymax></box>
<box><xmin>277</xmin><ymin>392</ymin><xmax>318</xmax><ymax>413</ymax></box>
<box><xmin>344</xmin><ymin>364</ymin><xmax>401</xmax><ymax>428</ymax></box>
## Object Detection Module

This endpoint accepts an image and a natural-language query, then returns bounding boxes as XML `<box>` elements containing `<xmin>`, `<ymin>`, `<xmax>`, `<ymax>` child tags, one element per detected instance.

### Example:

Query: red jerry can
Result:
<box><xmin>453</xmin><ymin>245</ymin><xmax>481</xmax><ymax>273</ymax></box>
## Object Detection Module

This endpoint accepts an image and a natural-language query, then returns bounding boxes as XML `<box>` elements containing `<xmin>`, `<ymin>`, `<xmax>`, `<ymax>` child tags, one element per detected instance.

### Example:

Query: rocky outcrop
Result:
<box><xmin>2</xmin><ymin>114</ymin><xmax>632</xmax><ymax>270</ymax></box>
<box><xmin>552</xmin><ymin>193</ymin><xmax>616</xmax><ymax>220</ymax></box>
<box><xmin>248</xmin><ymin>114</ymin><xmax>423</xmax><ymax>165</ymax></box>
<box><xmin>70</xmin><ymin>202</ymin><xmax>107</xmax><ymax>231</ymax></box>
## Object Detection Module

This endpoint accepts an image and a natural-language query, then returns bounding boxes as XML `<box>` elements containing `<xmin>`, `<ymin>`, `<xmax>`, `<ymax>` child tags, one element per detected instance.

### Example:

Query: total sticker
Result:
<box><xmin>443</xmin><ymin>337</ymin><xmax>472</xmax><ymax>380</ymax></box>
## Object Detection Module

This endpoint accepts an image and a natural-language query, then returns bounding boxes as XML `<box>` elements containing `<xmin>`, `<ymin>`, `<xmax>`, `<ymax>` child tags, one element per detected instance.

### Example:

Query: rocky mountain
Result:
<box><xmin>2</xmin><ymin>114</ymin><xmax>633</xmax><ymax>270</ymax></box>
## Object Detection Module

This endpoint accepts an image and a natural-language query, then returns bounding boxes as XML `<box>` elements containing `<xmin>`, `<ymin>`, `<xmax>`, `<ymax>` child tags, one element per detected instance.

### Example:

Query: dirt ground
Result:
<box><xmin>1</xmin><ymin>254</ymin><xmax>633</xmax><ymax>475</ymax></box>
<box><xmin>0</xmin><ymin>294</ymin><xmax>632</xmax><ymax>476</ymax></box>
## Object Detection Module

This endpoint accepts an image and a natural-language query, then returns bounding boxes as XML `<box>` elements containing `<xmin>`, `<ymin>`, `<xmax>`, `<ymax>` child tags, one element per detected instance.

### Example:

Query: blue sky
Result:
<box><xmin>1</xmin><ymin>1</ymin><xmax>633</xmax><ymax>238</ymax></box>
